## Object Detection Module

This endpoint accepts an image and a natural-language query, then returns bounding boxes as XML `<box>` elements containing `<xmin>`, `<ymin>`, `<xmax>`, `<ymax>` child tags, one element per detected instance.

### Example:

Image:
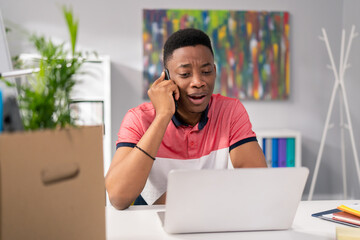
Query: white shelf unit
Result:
<box><xmin>71</xmin><ymin>55</ymin><xmax>111</xmax><ymax>176</ymax></box>
<box><xmin>256</xmin><ymin>129</ymin><xmax>302</xmax><ymax>168</ymax></box>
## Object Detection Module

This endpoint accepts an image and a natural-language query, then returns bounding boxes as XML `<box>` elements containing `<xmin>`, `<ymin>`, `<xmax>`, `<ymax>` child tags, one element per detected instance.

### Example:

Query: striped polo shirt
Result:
<box><xmin>116</xmin><ymin>94</ymin><xmax>257</xmax><ymax>205</ymax></box>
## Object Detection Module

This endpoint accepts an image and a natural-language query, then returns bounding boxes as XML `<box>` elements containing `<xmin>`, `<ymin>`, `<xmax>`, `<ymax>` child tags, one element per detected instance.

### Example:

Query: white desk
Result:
<box><xmin>106</xmin><ymin>200</ymin><xmax>359</xmax><ymax>240</ymax></box>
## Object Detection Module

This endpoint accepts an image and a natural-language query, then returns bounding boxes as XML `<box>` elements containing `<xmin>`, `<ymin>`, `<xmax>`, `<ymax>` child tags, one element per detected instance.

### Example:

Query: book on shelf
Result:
<box><xmin>271</xmin><ymin>138</ymin><xmax>278</xmax><ymax>167</ymax></box>
<box><xmin>262</xmin><ymin>138</ymin><xmax>266</xmax><ymax>161</ymax></box>
<box><xmin>278</xmin><ymin>138</ymin><xmax>287</xmax><ymax>167</ymax></box>
<box><xmin>265</xmin><ymin>138</ymin><xmax>272</xmax><ymax>167</ymax></box>
<box><xmin>286</xmin><ymin>138</ymin><xmax>295</xmax><ymax>167</ymax></box>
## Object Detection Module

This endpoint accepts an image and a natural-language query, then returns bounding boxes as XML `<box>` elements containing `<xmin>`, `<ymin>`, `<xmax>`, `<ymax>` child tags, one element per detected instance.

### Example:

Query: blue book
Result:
<box><xmin>286</xmin><ymin>138</ymin><xmax>295</xmax><ymax>167</ymax></box>
<box><xmin>262</xmin><ymin>138</ymin><xmax>266</xmax><ymax>155</ymax></box>
<box><xmin>278</xmin><ymin>138</ymin><xmax>287</xmax><ymax>167</ymax></box>
<box><xmin>272</xmin><ymin>138</ymin><xmax>278</xmax><ymax>167</ymax></box>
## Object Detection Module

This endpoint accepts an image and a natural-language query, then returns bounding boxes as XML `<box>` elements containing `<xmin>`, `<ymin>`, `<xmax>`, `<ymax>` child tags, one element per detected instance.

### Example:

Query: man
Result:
<box><xmin>106</xmin><ymin>28</ymin><xmax>267</xmax><ymax>210</ymax></box>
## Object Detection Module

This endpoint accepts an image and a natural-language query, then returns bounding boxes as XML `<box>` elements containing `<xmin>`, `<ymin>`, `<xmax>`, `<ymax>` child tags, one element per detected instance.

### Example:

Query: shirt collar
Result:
<box><xmin>171</xmin><ymin>105</ymin><xmax>209</xmax><ymax>130</ymax></box>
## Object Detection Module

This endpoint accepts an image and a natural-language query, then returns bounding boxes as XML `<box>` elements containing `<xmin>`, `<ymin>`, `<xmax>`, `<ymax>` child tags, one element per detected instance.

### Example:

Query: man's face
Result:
<box><xmin>166</xmin><ymin>45</ymin><xmax>216</xmax><ymax>115</ymax></box>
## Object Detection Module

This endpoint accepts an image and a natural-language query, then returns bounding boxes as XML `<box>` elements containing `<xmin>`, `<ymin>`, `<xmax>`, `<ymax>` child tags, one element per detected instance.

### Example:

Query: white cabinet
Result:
<box><xmin>71</xmin><ymin>56</ymin><xmax>111</xmax><ymax>175</ymax></box>
<box><xmin>256</xmin><ymin>129</ymin><xmax>302</xmax><ymax>168</ymax></box>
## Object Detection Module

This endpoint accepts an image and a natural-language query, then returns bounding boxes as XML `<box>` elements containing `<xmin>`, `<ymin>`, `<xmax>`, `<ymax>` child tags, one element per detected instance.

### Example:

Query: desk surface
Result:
<box><xmin>106</xmin><ymin>200</ymin><xmax>359</xmax><ymax>240</ymax></box>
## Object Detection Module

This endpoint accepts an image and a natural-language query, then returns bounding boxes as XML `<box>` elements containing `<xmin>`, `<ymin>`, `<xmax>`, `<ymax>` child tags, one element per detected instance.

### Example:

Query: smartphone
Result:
<box><xmin>164</xmin><ymin>69</ymin><xmax>177</xmax><ymax>111</ymax></box>
<box><xmin>164</xmin><ymin>68</ymin><xmax>170</xmax><ymax>80</ymax></box>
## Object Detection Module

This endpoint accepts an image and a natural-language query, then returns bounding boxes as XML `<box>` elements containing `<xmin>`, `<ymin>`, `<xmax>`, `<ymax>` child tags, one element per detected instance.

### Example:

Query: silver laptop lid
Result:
<box><xmin>164</xmin><ymin>167</ymin><xmax>309</xmax><ymax>234</ymax></box>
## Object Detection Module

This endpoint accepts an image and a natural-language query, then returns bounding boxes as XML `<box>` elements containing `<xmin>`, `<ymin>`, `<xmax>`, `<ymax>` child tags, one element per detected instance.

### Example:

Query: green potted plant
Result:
<box><xmin>0</xmin><ymin>7</ymin><xmax>106</xmax><ymax>239</ymax></box>
<box><xmin>3</xmin><ymin>6</ymin><xmax>84</xmax><ymax>130</ymax></box>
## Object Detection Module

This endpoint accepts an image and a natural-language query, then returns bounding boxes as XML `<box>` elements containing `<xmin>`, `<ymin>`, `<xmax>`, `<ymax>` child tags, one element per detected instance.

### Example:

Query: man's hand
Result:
<box><xmin>106</xmin><ymin>73</ymin><xmax>180</xmax><ymax>210</ymax></box>
<box><xmin>148</xmin><ymin>71</ymin><xmax>180</xmax><ymax>118</ymax></box>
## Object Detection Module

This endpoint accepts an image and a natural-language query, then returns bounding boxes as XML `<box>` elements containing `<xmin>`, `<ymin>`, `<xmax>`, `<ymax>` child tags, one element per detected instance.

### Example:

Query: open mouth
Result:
<box><xmin>187</xmin><ymin>93</ymin><xmax>207</xmax><ymax>105</ymax></box>
<box><xmin>189</xmin><ymin>95</ymin><xmax>206</xmax><ymax>100</ymax></box>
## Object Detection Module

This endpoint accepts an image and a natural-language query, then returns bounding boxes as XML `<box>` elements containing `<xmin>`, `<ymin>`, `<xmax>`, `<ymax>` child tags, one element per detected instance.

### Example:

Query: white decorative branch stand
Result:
<box><xmin>308</xmin><ymin>26</ymin><xmax>359</xmax><ymax>200</ymax></box>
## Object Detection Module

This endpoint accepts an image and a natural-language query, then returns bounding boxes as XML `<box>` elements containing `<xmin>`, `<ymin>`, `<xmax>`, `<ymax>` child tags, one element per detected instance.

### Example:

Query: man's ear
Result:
<box><xmin>214</xmin><ymin>63</ymin><xmax>217</xmax><ymax>74</ymax></box>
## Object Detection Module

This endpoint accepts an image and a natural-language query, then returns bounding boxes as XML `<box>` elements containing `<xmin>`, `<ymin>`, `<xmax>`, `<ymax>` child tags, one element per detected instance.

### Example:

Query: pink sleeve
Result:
<box><xmin>229</xmin><ymin>100</ymin><xmax>256</xmax><ymax>147</ymax></box>
<box><xmin>115</xmin><ymin>110</ymin><xmax>144</xmax><ymax>147</ymax></box>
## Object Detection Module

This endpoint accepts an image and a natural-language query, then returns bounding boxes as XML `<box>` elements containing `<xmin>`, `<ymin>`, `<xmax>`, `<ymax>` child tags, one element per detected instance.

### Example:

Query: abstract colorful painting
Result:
<box><xmin>143</xmin><ymin>9</ymin><xmax>290</xmax><ymax>100</ymax></box>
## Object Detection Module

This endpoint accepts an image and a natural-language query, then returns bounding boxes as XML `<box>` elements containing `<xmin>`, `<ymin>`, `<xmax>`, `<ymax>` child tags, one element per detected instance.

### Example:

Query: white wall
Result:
<box><xmin>340</xmin><ymin>0</ymin><xmax>360</xmax><ymax>199</ymax></box>
<box><xmin>1</xmin><ymin>0</ymin><xmax>359</xmax><ymax>200</ymax></box>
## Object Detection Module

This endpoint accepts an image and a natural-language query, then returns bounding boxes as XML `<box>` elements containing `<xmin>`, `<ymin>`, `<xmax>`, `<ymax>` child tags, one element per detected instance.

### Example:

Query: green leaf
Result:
<box><xmin>63</xmin><ymin>5</ymin><xmax>79</xmax><ymax>57</ymax></box>
<box><xmin>0</xmin><ymin>77</ymin><xmax>16</xmax><ymax>87</ymax></box>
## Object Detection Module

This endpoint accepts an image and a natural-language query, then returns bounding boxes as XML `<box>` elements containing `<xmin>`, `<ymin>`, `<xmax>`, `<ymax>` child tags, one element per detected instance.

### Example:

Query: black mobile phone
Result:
<box><xmin>164</xmin><ymin>68</ymin><xmax>170</xmax><ymax>80</ymax></box>
<box><xmin>164</xmin><ymin>69</ymin><xmax>177</xmax><ymax>110</ymax></box>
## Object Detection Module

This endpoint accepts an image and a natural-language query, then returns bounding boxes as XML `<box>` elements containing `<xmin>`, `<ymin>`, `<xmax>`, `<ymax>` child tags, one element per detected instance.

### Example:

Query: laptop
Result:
<box><xmin>158</xmin><ymin>167</ymin><xmax>309</xmax><ymax>234</ymax></box>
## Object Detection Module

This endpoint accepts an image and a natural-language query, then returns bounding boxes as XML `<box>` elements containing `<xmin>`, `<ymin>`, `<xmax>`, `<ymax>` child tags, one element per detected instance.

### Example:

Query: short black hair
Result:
<box><xmin>163</xmin><ymin>28</ymin><xmax>214</xmax><ymax>68</ymax></box>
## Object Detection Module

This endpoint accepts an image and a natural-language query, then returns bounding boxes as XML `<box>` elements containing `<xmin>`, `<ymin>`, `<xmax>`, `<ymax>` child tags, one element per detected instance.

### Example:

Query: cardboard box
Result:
<box><xmin>0</xmin><ymin>126</ymin><xmax>106</xmax><ymax>240</ymax></box>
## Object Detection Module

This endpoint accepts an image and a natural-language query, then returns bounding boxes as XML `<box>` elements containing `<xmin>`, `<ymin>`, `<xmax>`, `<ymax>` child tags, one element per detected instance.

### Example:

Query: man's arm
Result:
<box><xmin>105</xmin><ymin>72</ymin><xmax>179</xmax><ymax>210</ymax></box>
<box><xmin>230</xmin><ymin>141</ymin><xmax>267</xmax><ymax>168</ymax></box>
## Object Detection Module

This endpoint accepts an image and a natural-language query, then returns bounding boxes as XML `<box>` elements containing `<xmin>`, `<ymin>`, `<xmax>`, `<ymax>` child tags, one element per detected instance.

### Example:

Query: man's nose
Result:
<box><xmin>191</xmin><ymin>73</ymin><xmax>205</xmax><ymax>88</ymax></box>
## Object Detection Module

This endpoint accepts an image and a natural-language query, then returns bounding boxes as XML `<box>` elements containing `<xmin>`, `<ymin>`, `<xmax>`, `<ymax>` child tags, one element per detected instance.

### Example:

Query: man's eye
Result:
<box><xmin>179</xmin><ymin>73</ymin><xmax>190</xmax><ymax>78</ymax></box>
<box><xmin>203</xmin><ymin>70</ymin><xmax>212</xmax><ymax>75</ymax></box>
